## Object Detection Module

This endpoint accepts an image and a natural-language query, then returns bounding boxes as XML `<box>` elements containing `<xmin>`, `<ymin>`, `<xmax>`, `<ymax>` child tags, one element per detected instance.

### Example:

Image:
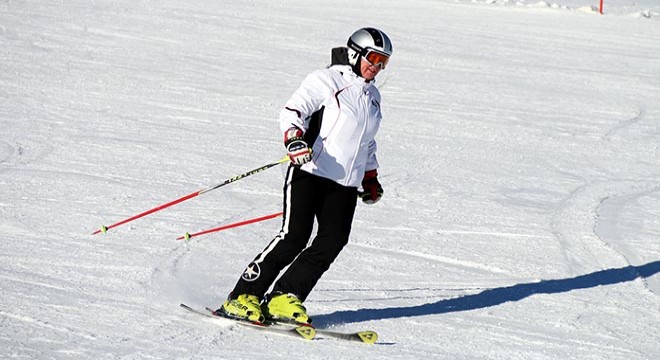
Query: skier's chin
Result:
<box><xmin>364</xmin><ymin>69</ymin><xmax>378</xmax><ymax>80</ymax></box>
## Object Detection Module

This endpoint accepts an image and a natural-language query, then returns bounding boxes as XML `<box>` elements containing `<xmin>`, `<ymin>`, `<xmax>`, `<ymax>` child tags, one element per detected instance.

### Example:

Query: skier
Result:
<box><xmin>217</xmin><ymin>27</ymin><xmax>393</xmax><ymax>324</ymax></box>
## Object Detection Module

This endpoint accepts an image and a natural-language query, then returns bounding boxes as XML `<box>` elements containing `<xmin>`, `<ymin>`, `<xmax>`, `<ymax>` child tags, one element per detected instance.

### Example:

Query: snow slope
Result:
<box><xmin>1</xmin><ymin>0</ymin><xmax>659</xmax><ymax>359</ymax></box>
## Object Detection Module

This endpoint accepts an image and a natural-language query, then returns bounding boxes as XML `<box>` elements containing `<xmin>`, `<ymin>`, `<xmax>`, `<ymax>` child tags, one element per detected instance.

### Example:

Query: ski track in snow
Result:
<box><xmin>0</xmin><ymin>140</ymin><xmax>14</xmax><ymax>164</ymax></box>
<box><xmin>0</xmin><ymin>310</ymin><xmax>97</xmax><ymax>341</ymax></box>
<box><xmin>549</xmin><ymin>100</ymin><xmax>660</xmax><ymax>288</ymax></box>
<box><xmin>595</xmin><ymin>183</ymin><xmax>660</xmax><ymax>294</ymax></box>
<box><xmin>351</xmin><ymin>242</ymin><xmax>514</xmax><ymax>275</ymax></box>
<box><xmin>603</xmin><ymin>107</ymin><xmax>645</xmax><ymax>140</ymax></box>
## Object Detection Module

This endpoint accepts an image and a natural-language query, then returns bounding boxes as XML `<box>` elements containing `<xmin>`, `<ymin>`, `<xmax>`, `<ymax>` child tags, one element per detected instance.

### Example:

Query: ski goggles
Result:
<box><xmin>363</xmin><ymin>49</ymin><xmax>390</xmax><ymax>69</ymax></box>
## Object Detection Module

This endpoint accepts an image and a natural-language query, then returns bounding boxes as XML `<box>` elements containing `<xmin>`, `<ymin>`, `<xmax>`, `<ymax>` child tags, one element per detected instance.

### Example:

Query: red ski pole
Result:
<box><xmin>177</xmin><ymin>212</ymin><xmax>283</xmax><ymax>241</ymax></box>
<box><xmin>92</xmin><ymin>156</ymin><xmax>289</xmax><ymax>235</ymax></box>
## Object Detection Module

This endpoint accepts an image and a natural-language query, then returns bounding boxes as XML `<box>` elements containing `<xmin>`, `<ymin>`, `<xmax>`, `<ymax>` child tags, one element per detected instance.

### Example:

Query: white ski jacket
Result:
<box><xmin>279</xmin><ymin>65</ymin><xmax>382</xmax><ymax>188</ymax></box>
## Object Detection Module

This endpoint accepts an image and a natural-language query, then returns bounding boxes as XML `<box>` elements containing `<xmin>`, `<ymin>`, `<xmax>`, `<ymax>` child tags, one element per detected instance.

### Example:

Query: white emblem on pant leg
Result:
<box><xmin>241</xmin><ymin>262</ymin><xmax>261</xmax><ymax>282</ymax></box>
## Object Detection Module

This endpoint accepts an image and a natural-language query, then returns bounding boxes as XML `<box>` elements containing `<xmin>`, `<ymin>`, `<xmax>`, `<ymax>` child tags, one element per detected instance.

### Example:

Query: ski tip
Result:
<box><xmin>357</xmin><ymin>331</ymin><xmax>378</xmax><ymax>344</ymax></box>
<box><xmin>295</xmin><ymin>325</ymin><xmax>316</xmax><ymax>340</ymax></box>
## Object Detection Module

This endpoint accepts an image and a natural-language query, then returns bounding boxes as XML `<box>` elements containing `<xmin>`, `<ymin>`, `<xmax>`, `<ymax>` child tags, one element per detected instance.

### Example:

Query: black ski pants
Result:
<box><xmin>231</xmin><ymin>165</ymin><xmax>358</xmax><ymax>302</ymax></box>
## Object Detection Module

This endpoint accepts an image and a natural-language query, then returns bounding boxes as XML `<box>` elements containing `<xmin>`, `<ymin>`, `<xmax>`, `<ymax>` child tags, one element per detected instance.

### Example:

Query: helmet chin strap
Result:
<box><xmin>351</xmin><ymin>56</ymin><xmax>363</xmax><ymax>77</ymax></box>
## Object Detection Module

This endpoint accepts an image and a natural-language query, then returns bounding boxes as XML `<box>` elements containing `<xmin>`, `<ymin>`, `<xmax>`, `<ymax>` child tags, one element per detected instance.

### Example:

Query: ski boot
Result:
<box><xmin>265</xmin><ymin>293</ymin><xmax>311</xmax><ymax>324</ymax></box>
<box><xmin>217</xmin><ymin>294</ymin><xmax>265</xmax><ymax>323</ymax></box>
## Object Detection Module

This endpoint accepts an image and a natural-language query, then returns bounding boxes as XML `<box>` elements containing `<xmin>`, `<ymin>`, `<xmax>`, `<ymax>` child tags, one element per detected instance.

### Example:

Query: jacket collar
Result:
<box><xmin>331</xmin><ymin>65</ymin><xmax>375</xmax><ymax>88</ymax></box>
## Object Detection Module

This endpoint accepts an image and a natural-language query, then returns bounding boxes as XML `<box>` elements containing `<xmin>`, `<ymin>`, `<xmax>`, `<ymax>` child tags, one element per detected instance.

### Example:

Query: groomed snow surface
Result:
<box><xmin>1</xmin><ymin>0</ymin><xmax>659</xmax><ymax>359</ymax></box>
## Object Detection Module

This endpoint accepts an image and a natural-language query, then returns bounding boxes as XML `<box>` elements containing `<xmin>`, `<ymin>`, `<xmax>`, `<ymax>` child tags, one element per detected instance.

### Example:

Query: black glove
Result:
<box><xmin>358</xmin><ymin>169</ymin><xmax>383</xmax><ymax>204</ymax></box>
<box><xmin>284</xmin><ymin>127</ymin><xmax>312</xmax><ymax>165</ymax></box>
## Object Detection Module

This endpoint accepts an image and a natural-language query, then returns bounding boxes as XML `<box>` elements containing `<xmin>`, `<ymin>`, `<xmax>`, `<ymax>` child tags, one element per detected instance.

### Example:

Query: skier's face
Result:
<box><xmin>360</xmin><ymin>58</ymin><xmax>381</xmax><ymax>81</ymax></box>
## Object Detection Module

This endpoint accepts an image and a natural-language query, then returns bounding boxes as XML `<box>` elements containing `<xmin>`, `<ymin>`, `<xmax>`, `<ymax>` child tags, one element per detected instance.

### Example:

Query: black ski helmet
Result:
<box><xmin>346</xmin><ymin>27</ymin><xmax>393</xmax><ymax>76</ymax></box>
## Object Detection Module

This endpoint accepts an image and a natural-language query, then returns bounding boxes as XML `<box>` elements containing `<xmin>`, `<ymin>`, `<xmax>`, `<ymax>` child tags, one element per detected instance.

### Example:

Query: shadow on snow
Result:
<box><xmin>313</xmin><ymin>260</ymin><xmax>660</xmax><ymax>327</ymax></box>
